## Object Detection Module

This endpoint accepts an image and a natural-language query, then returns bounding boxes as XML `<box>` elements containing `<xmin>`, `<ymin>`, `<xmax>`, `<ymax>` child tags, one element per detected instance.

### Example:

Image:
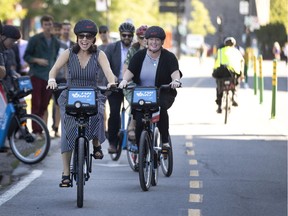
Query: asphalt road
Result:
<box><xmin>0</xmin><ymin>56</ymin><xmax>287</xmax><ymax>216</ymax></box>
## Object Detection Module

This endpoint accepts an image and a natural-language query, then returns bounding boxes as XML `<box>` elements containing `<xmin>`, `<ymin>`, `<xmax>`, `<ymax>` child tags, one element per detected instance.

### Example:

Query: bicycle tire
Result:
<box><xmin>160</xmin><ymin>135</ymin><xmax>173</xmax><ymax>177</ymax></box>
<box><xmin>77</xmin><ymin>138</ymin><xmax>85</xmax><ymax>208</ymax></box>
<box><xmin>126</xmin><ymin>140</ymin><xmax>138</xmax><ymax>172</ymax></box>
<box><xmin>138</xmin><ymin>130</ymin><xmax>152</xmax><ymax>191</ymax></box>
<box><xmin>9</xmin><ymin>114</ymin><xmax>50</xmax><ymax>164</ymax></box>
<box><xmin>224</xmin><ymin>91</ymin><xmax>229</xmax><ymax>124</ymax></box>
<box><xmin>151</xmin><ymin>127</ymin><xmax>160</xmax><ymax>186</ymax></box>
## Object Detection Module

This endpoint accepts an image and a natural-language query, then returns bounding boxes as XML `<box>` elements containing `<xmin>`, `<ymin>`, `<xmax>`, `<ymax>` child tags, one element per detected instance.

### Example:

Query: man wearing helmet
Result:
<box><xmin>122</xmin><ymin>24</ymin><xmax>148</xmax><ymax>141</ymax></box>
<box><xmin>104</xmin><ymin>21</ymin><xmax>135</xmax><ymax>153</ymax></box>
<box><xmin>24</xmin><ymin>15</ymin><xmax>61</xmax><ymax>139</ymax></box>
<box><xmin>212</xmin><ymin>36</ymin><xmax>244</xmax><ymax>113</ymax></box>
<box><xmin>119</xmin><ymin>26</ymin><xmax>182</xmax><ymax>152</ymax></box>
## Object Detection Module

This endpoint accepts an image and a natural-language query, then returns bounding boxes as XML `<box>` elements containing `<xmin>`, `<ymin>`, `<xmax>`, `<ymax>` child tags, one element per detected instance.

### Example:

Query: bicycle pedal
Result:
<box><xmin>153</xmin><ymin>146</ymin><xmax>161</xmax><ymax>151</ymax></box>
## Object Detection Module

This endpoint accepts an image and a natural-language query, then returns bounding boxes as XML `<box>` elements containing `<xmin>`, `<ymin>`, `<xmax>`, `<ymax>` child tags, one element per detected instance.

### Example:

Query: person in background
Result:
<box><xmin>50</xmin><ymin>22</ymin><xmax>69</xmax><ymax>138</ymax></box>
<box><xmin>213</xmin><ymin>37</ymin><xmax>244</xmax><ymax>113</ymax></box>
<box><xmin>98</xmin><ymin>25</ymin><xmax>110</xmax><ymax>50</ymax></box>
<box><xmin>283</xmin><ymin>42</ymin><xmax>288</xmax><ymax>65</ymax></box>
<box><xmin>118</xmin><ymin>25</ymin><xmax>182</xmax><ymax>152</ymax></box>
<box><xmin>46</xmin><ymin>19</ymin><xmax>116</xmax><ymax>187</ymax></box>
<box><xmin>24</xmin><ymin>15</ymin><xmax>60</xmax><ymax>140</ymax></box>
<box><xmin>123</xmin><ymin>24</ymin><xmax>148</xmax><ymax>141</ymax></box>
<box><xmin>104</xmin><ymin>22</ymin><xmax>135</xmax><ymax>153</ymax></box>
<box><xmin>272</xmin><ymin>41</ymin><xmax>281</xmax><ymax>61</ymax></box>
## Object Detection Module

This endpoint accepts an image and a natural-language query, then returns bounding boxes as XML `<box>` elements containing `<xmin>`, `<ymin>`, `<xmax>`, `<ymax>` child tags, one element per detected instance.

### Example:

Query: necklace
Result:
<box><xmin>146</xmin><ymin>53</ymin><xmax>160</xmax><ymax>67</ymax></box>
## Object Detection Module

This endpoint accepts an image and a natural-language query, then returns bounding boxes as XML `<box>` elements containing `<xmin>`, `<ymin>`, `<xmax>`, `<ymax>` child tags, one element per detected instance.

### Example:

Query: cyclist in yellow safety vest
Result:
<box><xmin>213</xmin><ymin>37</ymin><xmax>244</xmax><ymax>113</ymax></box>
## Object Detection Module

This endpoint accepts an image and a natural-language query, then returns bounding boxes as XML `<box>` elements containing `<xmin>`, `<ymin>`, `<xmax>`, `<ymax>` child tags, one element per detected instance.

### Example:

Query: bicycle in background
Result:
<box><xmin>217</xmin><ymin>77</ymin><xmax>236</xmax><ymax>124</ymax></box>
<box><xmin>0</xmin><ymin>76</ymin><xmax>50</xmax><ymax>164</ymax></box>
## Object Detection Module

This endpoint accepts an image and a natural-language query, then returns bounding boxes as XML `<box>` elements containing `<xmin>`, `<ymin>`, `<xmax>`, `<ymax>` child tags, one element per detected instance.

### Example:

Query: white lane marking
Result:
<box><xmin>0</xmin><ymin>170</ymin><xmax>43</xmax><ymax>206</ymax></box>
<box><xmin>189</xmin><ymin>159</ymin><xmax>198</xmax><ymax>165</ymax></box>
<box><xmin>190</xmin><ymin>170</ymin><xmax>199</xmax><ymax>177</ymax></box>
<box><xmin>189</xmin><ymin>194</ymin><xmax>203</xmax><ymax>203</ymax></box>
<box><xmin>189</xmin><ymin>181</ymin><xmax>203</xmax><ymax>188</ymax></box>
<box><xmin>188</xmin><ymin>209</ymin><xmax>201</xmax><ymax>216</ymax></box>
<box><xmin>96</xmin><ymin>164</ymin><xmax>129</xmax><ymax>167</ymax></box>
<box><xmin>186</xmin><ymin>150</ymin><xmax>195</xmax><ymax>155</ymax></box>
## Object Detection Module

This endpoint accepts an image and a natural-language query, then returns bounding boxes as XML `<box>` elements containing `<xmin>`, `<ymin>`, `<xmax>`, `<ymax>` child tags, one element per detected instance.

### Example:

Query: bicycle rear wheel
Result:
<box><xmin>138</xmin><ymin>130</ymin><xmax>152</xmax><ymax>191</ymax></box>
<box><xmin>224</xmin><ymin>91</ymin><xmax>229</xmax><ymax>124</ymax></box>
<box><xmin>77</xmin><ymin>138</ymin><xmax>85</xmax><ymax>208</ymax></box>
<box><xmin>160</xmin><ymin>135</ymin><xmax>173</xmax><ymax>177</ymax></box>
<box><xmin>9</xmin><ymin>114</ymin><xmax>50</xmax><ymax>164</ymax></box>
<box><xmin>110</xmin><ymin>132</ymin><xmax>123</xmax><ymax>161</ymax></box>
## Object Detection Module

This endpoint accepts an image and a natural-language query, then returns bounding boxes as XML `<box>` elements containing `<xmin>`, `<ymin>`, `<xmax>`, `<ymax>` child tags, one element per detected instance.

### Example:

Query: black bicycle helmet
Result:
<box><xmin>2</xmin><ymin>25</ymin><xmax>21</xmax><ymax>40</ymax></box>
<box><xmin>74</xmin><ymin>19</ymin><xmax>98</xmax><ymax>36</ymax></box>
<box><xmin>118</xmin><ymin>22</ymin><xmax>135</xmax><ymax>33</ymax></box>
<box><xmin>145</xmin><ymin>26</ymin><xmax>166</xmax><ymax>41</ymax></box>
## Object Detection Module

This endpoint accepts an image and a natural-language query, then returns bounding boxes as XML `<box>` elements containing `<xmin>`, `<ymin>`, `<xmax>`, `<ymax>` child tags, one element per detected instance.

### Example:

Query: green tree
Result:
<box><xmin>188</xmin><ymin>0</ymin><xmax>215</xmax><ymax>35</ymax></box>
<box><xmin>270</xmin><ymin>0</ymin><xmax>288</xmax><ymax>33</ymax></box>
<box><xmin>0</xmin><ymin>0</ymin><xmax>27</xmax><ymax>21</ymax></box>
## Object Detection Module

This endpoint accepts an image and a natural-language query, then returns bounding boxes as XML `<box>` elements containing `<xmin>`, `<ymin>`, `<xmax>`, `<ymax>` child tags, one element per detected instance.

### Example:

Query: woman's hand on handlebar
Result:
<box><xmin>118</xmin><ymin>80</ymin><xmax>128</xmax><ymax>89</ymax></box>
<box><xmin>107</xmin><ymin>82</ymin><xmax>117</xmax><ymax>89</ymax></box>
<box><xmin>46</xmin><ymin>78</ymin><xmax>57</xmax><ymax>90</ymax></box>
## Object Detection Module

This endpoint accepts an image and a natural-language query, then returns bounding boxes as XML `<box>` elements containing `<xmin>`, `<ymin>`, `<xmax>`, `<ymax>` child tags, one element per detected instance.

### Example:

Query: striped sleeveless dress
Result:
<box><xmin>58</xmin><ymin>48</ymin><xmax>106</xmax><ymax>153</ymax></box>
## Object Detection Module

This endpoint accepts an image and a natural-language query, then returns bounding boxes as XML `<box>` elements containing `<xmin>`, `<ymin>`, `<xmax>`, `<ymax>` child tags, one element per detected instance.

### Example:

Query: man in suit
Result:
<box><xmin>104</xmin><ymin>22</ymin><xmax>135</xmax><ymax>153</ymax></box>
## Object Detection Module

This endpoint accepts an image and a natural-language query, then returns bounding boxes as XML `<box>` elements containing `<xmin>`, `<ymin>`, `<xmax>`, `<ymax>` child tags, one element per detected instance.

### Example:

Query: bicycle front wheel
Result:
<box><xmin>126</xmin><ymin>140</ymin><xmax>138</xmax><ymax>172</ymax></box>
<box><xmin>77</xmin><ymin>138</ymin><xmax>85</xmax><ymax>208</ymax></box>
<box><xmin>160</xmin><ymin>135</ymin><xmax>173</xmax><ymax>177</ymax></box>
<box><xmin>9</xmin><ymin>114</ymin><xmax>50</xmax><ymax>164</ymax></box>
<box><xmin>138</xmin><ymin>130</ymin><xmax>152</xmax><ymax>191</ymax></box>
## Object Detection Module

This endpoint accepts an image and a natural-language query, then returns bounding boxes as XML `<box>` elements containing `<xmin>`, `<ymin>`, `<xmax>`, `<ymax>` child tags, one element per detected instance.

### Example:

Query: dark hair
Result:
<box><xmin>72</xmin><ymin>43</ymin><xmax>98</xmax><ymax>54</ymax></box>
<box><xmin>53</xmin><ymin>22</ymin><xmax>62</xmax><ymax>29</ymax></box>
<box><xmin>99</xmin><ymin>25</ymin><xmax>109</xmax><ymax>32</ymax></box>
<box><xmin>40</xmin><ymin>15</ymin><xmax>54</xmax><ymax>24</ymax></box>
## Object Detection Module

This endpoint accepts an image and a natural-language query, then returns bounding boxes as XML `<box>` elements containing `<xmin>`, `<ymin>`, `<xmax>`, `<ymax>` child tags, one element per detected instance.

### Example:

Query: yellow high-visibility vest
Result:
<box><xmin>214</xmin><ymin>46</ymin><xmax>244</xmax><ymax>75</ymax></box>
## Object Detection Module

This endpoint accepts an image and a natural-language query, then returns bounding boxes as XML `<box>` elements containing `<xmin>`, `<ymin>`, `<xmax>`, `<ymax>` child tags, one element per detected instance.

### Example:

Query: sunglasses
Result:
<box><xmin>99</xmin><ymin>31</ymin><xmax>107</xmax><ymax>34</ymax></box>
<box><xmin>121</xmin><ymin>33</ymin><xmax>133</xmax><ymax>38</ymax></box>
<box><xmin>78</xmin><ymin>33</ymin><xmax>95</xmax><ymax>40</ymax></box>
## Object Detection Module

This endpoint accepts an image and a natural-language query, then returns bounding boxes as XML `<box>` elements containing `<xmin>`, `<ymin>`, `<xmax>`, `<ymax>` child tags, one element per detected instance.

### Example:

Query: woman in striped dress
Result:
<box><xmin>47</xmin><ymin>19</ymin><xmax>116</xmax><ymax>187</ymax></box>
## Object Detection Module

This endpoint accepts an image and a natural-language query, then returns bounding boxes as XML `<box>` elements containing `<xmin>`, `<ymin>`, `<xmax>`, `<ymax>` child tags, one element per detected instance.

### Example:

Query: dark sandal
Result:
<box><xmin>59</xmin><ymin>174</ymin><xmax>71</xmax><ymax>187</ymax></box>
<box><xmin>92</xmin><ymin>145</ymin><xmax>104</xmax><ymax>159</ymax></box>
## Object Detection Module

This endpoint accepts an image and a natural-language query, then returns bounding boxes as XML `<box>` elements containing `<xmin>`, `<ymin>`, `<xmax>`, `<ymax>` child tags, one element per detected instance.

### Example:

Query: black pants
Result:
<box><xmin>134</xmin><ymin>107</ymin><xmax>169</xmax><ymax>147</ymax></box>
<box><xmin>107</xmin><ymin>90</ymin><xmax>123</xmax><ymax>145</ymax></box>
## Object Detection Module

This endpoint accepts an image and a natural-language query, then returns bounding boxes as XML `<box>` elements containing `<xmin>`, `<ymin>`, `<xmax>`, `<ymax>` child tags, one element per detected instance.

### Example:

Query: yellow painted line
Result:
<box><xmin>190</xmin><ymin>181</ymin><xmax>203</xmax><ymax>188</ymax></box>
<box><xmin>190</xmin><ymin>170</ymin><xmax>199</xmax><ymax>177</ymax></box>
<box><xmin>189</xmin><ymin>194</ymin><xmax>203</xmax><ymax>203</ymax></box>
<box><xmin>186</xmin><ymin>142</ymin><xmax>194</xmax><ymax>148</ymax></box>
<box><xmin>188</xmin><ymin>209</ymin><xmax>201</xmax><ymax>216</ymax></box>
<box><xmin>189</xmin><ymin>159</ymin><xmax>198</xmax><ymax>165</ymax></box>
<box><xmin>186</xmin><ymin>150</ymin><xmax>195</xmax><ymax>155</ymax></box>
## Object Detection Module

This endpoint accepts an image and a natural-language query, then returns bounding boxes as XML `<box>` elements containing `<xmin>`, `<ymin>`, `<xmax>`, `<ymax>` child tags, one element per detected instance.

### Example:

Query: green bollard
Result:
<box><xmin>271</xmin><ymin>60</ymin><xmax>277</xmax><ymax>118</ymax></box>
<box><xmin>258</xmin><ymin>55</ymin><xmax>263</xmax><ymax>104</ymax></box>
<box><xmin>253</xmin><ymin>55</ymin><xmax>257</xmax><ymax>95</ymax></box>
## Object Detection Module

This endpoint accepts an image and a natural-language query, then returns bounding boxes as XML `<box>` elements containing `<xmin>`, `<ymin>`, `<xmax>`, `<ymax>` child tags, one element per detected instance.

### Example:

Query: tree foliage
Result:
<box><xmin>270</xmin><ymin>0</ymin><xmax>288</xmax><ymax>32</ymax></box>
<box><xmin>188</xmin><ymin>0</ymin><xmax>215</xmax><ymax>36</ymax></box>
<box><xmin>0</xmin><ymin>0</ymin><xmax>27</xmax><ymax>21</ymax></box>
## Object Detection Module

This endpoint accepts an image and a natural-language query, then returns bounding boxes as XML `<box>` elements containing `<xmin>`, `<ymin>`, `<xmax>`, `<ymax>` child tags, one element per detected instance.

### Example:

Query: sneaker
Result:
<box><xmin>232</xmin><ymin>100</ymin><xmax>238</xmax><ymax>106</ymax></box>
<box><xmin>108</xmin><ymin>145</ymin><xmax>117</xmax><ymax>154</ymax></box>
<box><xmin>162</xmin><ymin>143</ymin><xmax>171</xmax><ymax>149</ymax></box>
<box><xmin>216</xmin><ymin>107</ymin><xmax>222</xmax><ymax>113</ymax></box>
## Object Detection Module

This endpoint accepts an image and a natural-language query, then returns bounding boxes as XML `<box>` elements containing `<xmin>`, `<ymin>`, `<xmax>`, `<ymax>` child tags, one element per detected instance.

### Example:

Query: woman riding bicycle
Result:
<box><xmin>119</xmin><ymin>26</ymin><xmax>182</xmax><ymax>151</ymax></box>
<box><xmin>46</xmin><ymin>19</ymin><xmax>116</xmax><ymax>187</ymax></box>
